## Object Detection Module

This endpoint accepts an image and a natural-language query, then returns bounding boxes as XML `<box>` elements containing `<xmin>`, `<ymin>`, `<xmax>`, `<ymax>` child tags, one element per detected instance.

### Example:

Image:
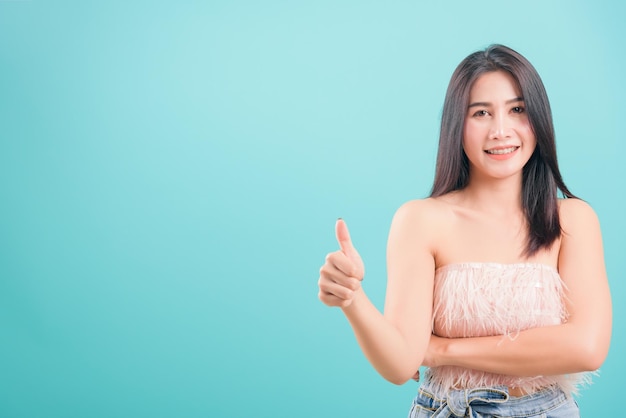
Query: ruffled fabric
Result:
<box><xmin>425</xmin><ymin>262</ymin><xmax>591</xmax><ymax>398</ymax></box>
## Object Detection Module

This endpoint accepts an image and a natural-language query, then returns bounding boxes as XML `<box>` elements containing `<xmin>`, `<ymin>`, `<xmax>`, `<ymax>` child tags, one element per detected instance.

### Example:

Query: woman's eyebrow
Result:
<box><xmin>468</xmin><ymin>97</ymin><xmax>525</xmax><ymax>108</ymax></box>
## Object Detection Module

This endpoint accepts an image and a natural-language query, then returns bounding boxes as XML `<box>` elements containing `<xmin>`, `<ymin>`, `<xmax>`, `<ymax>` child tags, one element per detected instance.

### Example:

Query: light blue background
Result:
<box><xmin>1</xmin><ymin>1</ymin><xmax>623</xmax><ymax>417</ymax></box>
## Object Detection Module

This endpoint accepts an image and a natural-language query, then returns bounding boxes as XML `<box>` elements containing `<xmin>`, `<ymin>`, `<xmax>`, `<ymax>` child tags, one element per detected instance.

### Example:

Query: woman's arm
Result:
<box><xmin>423</xmin><ymin>199</ymin><xmax>612</xmax><ymax>376</ymax></box>
<box><xmin>318</xmin><ymin>201</ymin><xmax>438</xmax><ymax>384</ymax></box>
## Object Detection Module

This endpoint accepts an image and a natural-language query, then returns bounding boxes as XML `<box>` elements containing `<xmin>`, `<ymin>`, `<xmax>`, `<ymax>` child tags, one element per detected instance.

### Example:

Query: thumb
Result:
<box><xmin>335</xmin><ymin>218</ymin><xmax>359</xmax><ymax>260</ymax></box>
<box><xmin>335</xmin><ymin>218</ymin><xmax>365</xmax><ymax>279</ymax></box>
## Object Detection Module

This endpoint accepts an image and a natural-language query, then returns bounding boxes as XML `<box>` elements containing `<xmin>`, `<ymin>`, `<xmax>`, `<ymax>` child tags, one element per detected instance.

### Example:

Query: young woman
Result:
<box><xmin>317</xmin><ymin>44</ymin><xmax>612</xmax><ymax>417</ymax></box>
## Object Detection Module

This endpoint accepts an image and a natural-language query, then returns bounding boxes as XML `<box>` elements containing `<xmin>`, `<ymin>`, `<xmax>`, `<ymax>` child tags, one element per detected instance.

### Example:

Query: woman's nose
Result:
<box><xmin>488</xmin><ymin>114</ymin><xmax>511</xmax><ymax>140</ymax></box>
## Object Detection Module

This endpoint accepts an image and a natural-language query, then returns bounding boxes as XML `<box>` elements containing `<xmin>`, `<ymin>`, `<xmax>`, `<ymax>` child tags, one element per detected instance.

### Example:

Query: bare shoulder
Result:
<box><xmin>387</xmin><ymin>198</ymin><xmax>451</xmax><ymax>273</ymax></box>
<box><xmin>559</xmin><ymin>198</ymin><xmax>601</xmax><ymax>234</ymax></box>
<box><xmin>393</xmin><ymin>198</ymin><xmax>453</xmax><ymax>227</ymax></box>
<box><xmin>390</xmin><ymin>198</ymin><xmax>455</xmax><ymax>243</ymax></box>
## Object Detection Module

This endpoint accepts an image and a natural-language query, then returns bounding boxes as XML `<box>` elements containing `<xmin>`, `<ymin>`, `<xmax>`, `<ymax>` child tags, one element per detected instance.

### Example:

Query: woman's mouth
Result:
<box><xmin>485</xmin><ymin>146</ymin><xmax>519</xmax><ymax>155</ymax></box>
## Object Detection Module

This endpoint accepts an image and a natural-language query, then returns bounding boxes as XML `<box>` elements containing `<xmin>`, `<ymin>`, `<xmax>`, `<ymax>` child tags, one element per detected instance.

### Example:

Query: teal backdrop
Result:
<box><xmin>1</xmin><ymin>1</ymin><xmax>624</xmax><ymax>417</ymax></box>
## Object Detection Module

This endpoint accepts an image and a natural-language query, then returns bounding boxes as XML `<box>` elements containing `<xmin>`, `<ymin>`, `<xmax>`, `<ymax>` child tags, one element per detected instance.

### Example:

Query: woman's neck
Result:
<box><xmin>461</xmin><ymin>174</ymin><xmax>524</xmax><ymax>217</ymax></box>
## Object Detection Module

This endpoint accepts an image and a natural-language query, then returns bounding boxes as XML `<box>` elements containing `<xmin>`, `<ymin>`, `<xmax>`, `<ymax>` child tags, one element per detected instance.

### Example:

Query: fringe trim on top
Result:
<box><xmin>426</xmin><ymin>262</ymin><xmax>592</xmax><ymax>398</ymax></box>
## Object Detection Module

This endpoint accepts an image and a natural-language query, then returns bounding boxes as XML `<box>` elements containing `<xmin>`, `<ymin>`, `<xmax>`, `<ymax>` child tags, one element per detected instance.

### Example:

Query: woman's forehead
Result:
<box><xmin>469</xmin><ymin>71</ymin><xmax>523</xmax><ymax>102</ymax></box>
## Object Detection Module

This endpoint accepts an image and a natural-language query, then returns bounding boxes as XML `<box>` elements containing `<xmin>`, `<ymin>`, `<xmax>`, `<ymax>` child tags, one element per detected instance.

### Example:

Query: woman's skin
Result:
<box><xmin>318</xmin><ymin>70</ymin><xmax>612</xmax><ymax>386</ymax></box>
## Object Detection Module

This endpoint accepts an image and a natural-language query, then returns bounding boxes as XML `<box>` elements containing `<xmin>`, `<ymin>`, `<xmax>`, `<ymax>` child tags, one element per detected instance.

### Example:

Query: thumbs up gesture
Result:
<box><xmin>318</xmin><ymin>219</ymin><xmax>365</xmax><ymax>308</ymax></box>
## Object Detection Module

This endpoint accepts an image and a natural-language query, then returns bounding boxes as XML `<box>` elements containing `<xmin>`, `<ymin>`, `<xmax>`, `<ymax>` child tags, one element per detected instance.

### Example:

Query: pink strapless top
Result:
<box><xmin>424</xmin><ymin>262</ymin><xmax>590</xmax><ymax>397</ymax></box>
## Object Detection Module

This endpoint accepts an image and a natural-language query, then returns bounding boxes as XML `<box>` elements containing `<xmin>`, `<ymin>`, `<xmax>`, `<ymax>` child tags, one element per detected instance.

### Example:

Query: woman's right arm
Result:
<box><xmin>318</xmin><ymin>201</ymin><xmax>437</xmax><ymax>385</ymax></box>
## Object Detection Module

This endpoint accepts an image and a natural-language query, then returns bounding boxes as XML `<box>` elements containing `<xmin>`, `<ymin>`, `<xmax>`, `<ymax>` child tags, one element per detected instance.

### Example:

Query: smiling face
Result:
<box><xmin>463</xmin><ymin>70</ymin><xmax>537</xmax><ymax>182</ymax></box>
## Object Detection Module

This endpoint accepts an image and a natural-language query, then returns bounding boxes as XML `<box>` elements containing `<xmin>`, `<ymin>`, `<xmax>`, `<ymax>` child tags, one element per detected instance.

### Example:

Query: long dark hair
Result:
<box><xmin>430</xmin><ymin>44</ymin><xmax>575</xmax><ymax>257</ymax></box>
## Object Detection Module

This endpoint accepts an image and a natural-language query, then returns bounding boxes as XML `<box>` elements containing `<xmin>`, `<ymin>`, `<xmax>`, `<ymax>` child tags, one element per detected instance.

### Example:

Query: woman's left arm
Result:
<box><xmin>425</xmin><ymin>199</ymin><xmax>612</xmax><ymax>376</ymax></box>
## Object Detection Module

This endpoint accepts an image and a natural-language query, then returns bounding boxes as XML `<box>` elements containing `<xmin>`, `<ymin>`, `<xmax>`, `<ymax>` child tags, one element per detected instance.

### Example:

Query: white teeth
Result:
<box><xmin>486</xmin><ymin>146</ymin><xmax>518</xmax><ymax>155</ymax></box>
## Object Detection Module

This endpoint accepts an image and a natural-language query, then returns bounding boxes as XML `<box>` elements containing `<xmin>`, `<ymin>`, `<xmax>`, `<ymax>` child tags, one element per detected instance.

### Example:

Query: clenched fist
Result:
<box><xmin>318</xmin><ymin>219</ymin><xmax>365</xmax><ymax>308</ymax></box>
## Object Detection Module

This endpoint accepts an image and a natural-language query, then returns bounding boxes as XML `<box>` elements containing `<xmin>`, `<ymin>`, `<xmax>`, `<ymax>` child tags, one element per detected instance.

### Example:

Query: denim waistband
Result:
<box><xmin>412</xmin><ymin>384</ymin><xmax>570</xmax><ymax>417</ymax></box>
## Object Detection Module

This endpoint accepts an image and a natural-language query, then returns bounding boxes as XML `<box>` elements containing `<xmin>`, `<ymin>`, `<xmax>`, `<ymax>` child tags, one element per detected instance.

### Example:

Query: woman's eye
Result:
<box><xmin>512</xmin><ymin>106</ymin><xmax>525</xmax><ymax>113</ymax></box>
<box><xmin>473</xmin><ymin>110</ymin><xmax>489</xmax><ymax>117</ymax></box>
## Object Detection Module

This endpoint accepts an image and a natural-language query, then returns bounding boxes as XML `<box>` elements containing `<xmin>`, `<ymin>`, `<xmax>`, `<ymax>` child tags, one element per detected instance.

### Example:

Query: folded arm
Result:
<box><xmin>424</xmin><ymin>199</ymin><xmax>612</xmax><ymax>376</ymax></box>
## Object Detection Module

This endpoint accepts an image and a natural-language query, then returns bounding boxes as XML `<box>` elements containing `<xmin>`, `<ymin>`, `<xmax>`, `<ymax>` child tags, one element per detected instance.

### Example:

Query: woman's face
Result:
<box><xmin>462</xmin><ymin>70</ymin><xmax>536</xmax><ymax>181</ymax></box>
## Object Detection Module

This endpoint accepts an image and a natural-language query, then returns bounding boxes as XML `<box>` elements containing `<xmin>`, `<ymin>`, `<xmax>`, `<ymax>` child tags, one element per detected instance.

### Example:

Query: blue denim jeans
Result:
<box><xmin>407</xmin><ymin>384</ymin><xmax>579</xmax><ymax>417</ymax></box>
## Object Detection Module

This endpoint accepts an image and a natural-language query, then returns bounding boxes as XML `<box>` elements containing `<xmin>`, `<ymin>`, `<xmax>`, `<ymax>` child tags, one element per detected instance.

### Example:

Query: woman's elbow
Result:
<box><xmin>383</xmin><ymin>364</ymin><xmax>422</xmax><ymax>386</ymax></box>
<box><xmin>577</xmin><ymin>334</ymin><xmax>611</xmax><ymax>371</ymax></box>
<box><xmin>385</xmin><ymin>373</ymin><xmax>413</xmax><ymax>386</ymax></box>
<box><xmin>581</xmin><ymin>347</ymin><xmax>609</xmax><ymax>371</ymax></box>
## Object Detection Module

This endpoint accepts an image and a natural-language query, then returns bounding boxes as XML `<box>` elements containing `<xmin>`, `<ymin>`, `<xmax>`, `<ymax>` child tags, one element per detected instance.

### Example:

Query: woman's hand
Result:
<box><xmin>411</xmin><ymin>335</ymin><xmax>446</xmax><ymax>381</ymax></box>
<box><xmin>318</xmin><ymin>219</ymin><xmax>365</xmax><ymax>308</ymax></box>
<box><xmin>422</xmin><ymin>334</ymin><xmax>446</xmax><ymax>368</ymax></box>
